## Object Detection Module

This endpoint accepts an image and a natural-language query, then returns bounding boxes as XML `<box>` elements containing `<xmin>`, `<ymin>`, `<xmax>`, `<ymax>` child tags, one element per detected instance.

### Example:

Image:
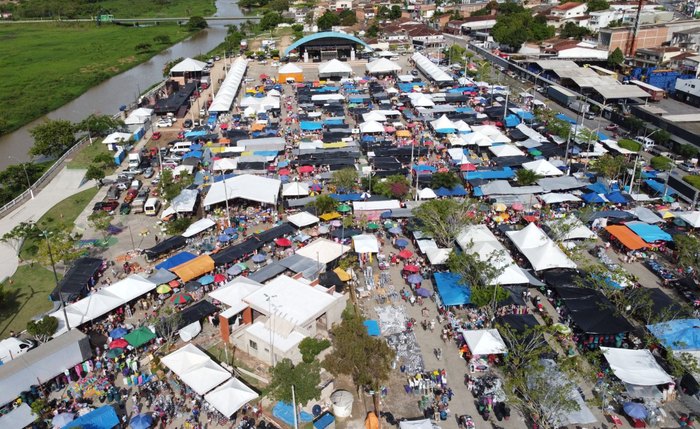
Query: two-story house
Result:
<box><xmin>546</xmin><ymin>2</ymin><xmax>588</xmax><ymax>29</ymax></box>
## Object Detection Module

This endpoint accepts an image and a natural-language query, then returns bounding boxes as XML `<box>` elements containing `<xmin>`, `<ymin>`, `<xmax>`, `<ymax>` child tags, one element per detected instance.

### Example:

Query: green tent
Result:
<box><xmin>124</xmin><ymin>327</ymin><xmax>156</xmax><ymax>348</ymax></box>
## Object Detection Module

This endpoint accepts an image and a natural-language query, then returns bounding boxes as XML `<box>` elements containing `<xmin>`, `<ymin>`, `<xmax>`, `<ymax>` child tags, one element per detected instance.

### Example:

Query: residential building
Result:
<box><xmin>674</xmin><ymin>78</ymin><xmax>700</xmax><ymax>107</ymax></box>
<box><xmin>671</xmin><ymin>27</ymin><xmax>700</xmax><ymax>52</ymax></box>
<box><xmin>634</xmin><ymin>46</ymin><xmax>683</xmax><ymax>66</ymax></box>
<box><xmin>545</xmin><ymin>2</ymin><xmax>589</xmax><ymax>28</ymax></box>
<box><xmin>335</xmin><ymin>0</ymin><xmax>352</xmax><ymax>10</ymax></box>
<box><xmin>670</xmin><ymin>53</ymin><xmax>700</xmax><ymax>77</ymax></box>
<box><xmin>599</xmin><ymin>20</ymin><xmax>700</xmax><ymax>54</ymax></box>
<box><xmin>457</xmin><ymin>15</ymin><xmax>498</xmax><ymax>33</ymax></box>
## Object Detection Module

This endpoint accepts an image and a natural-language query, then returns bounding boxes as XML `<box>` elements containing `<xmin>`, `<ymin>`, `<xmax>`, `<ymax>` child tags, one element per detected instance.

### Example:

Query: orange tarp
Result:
<box><xmin>605</xmin><ymin>225</ymin><xmax>650</xmax><ymax>250</ymax></box>
<box><xmin>251</xmin><ymin>123</ymin><xmax>265</xmax><ymax>131</ymax></box>
<box><xmin>364</xmin><ymin>413</ymin><xmax>379</xmax><ymax>429</ymax></box>
<box><xmin>170</xmin><ymin>254</ymin><xmax>215</xmax><ymax>282</ymax></box>
<box><xmin>279</xmin><ymin>72</ymin><xmax>303</xmax><ymax>83</ymax></box>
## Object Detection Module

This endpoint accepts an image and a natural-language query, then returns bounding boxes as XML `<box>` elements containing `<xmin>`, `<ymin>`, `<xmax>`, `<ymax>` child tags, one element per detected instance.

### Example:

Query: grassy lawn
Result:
<box><xmin>20</xmin><ymin>187</ymin><xmax>99</xmax><ymax>260</ymax></box>
<box><xmin>67</xmin><ymin>139</ymin><xmax>116</xmax><ymax>173</ymax></box>
<box><xmin>0</xmin><ymin>22</ymin><xmax>191</xmax><ymax>135</ymax></box>
<box><xmin>207</xmin><ymin>345</ymin><xmax>265</xmax><ymax>389</ymax></box>
<box><xmin>97</xmin><ymin>0</ymin><xmax>216</xmax><ymax>18</ymax></box>
<box><xmin>0</xmin><ymin>265</ymin><xmax>60</xmax><ymax>338</ymax></box>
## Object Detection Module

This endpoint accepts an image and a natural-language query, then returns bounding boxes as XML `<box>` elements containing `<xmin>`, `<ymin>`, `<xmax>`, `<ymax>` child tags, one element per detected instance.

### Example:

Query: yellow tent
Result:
<box><xmin>278</xmin><ymin>63</ymin><xmax>304</xmax><ymax>83</ymax></box>
<box><xmin>396</xmin><ymin>130</ymin><xmax>411</xmax><ymax>137</ymax></box>
<box><xmin>333</xmin><ymin>267</ymin><xmax>351</xmax><ymax>281</ymax></box>
<box><xmin>320</xmin><ymin>212</ymin><xmax>341</xmax><ymax>221</ymax></box>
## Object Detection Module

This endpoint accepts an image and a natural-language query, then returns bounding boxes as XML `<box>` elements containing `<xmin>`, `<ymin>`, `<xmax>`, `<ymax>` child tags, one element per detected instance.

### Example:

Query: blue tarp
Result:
<box><xmin>413</xmin><ymin>165</ymin><xmax>437</xmax><ymax>173</ymax></box>
<box><xmin>189</xmin><ymin>143</ymin><xmax>203</xmax><ymax>151</ymax></box>
<box><xmin>464</xmin><ymin>167</ymin><xmax>514</xmax><ymax>180</ymax></box>
<box><xmin>587</xmin><ymin>182</ymin><xmax>608</xmax><ymax>194</ymax></box>
<box><xmin>605</xmin><ymin>191</ymin><xmax>628</xmax><ymax>204</ymax></box>
<box><xmin>645</xmin><ymin>179</ymin><xmax>675</xmax><ymax>196</ymax></box>
<box><xmin>253</xmin><ymin>150</ymin><xmax>279</xmax><ymax>157</ymax></box>
<box><xmin>324</xmin><ymin>119</ymin><xmax>344</xmax><ymax>126</ymax></box>
<box><xmin>647</xmin><ymin>319</ymin><xmax>700</xmax><ymax>351</ymax></box>
<box><xmin>581</xmin><ymin>193</ymin><xmax>606</xmax><ymax>203</ymax></box>
<box><xmin>435</xmin><ymin>187</ymin><xmax>452</xmax><ymax>197</ymax></box>
<box><xmin>450</xmin><ymin>185</ymin><xmax>467</xmax><ymax>196</ymax></box>
<box><xmin>597</xmin><ymin>131</ymin><xmax>608</xmax><ymax>140</ymax></box>
<box><xmin>155</xmin><ymin>252</ymin><xmax>197</xmax><ymax>270</ymax></box>
<box><xmin>504</xmin><ymin>114</ymin><xmax>521</xmax><ymax>128</ymax></box>
<box><xmin>182</xmin><ymin>150</ymin><xmax>203</xmax><ymax>159</ymax></box>
<box><xmin>515</xmin><ymin>111</ymin><xmax>534</xmax><ymax>121</ymax></box>
<box><xmin>473</xmin><ymin>187</ymin><xmax>483</xmax><ymax>197</ymax></box>
<box><xmin>64</xmin><ymin>406</ymin><xmax>119</xmax><ymax>429</ymax></box>
<box><xmin>300</xmin><ymin>121</ymin><xmax>323</xmax><ymax>131</ymax></box>
<box><xmin>349</xmin><ymin>97</ymin><xmax>368</xmax><ymax>103</ymax></box>
<box><xmin>455</xmin><ymin>107</ymin><xmax>475</xmax><ymax>113</ymax></box>
<box><xmin>434</xmin><ymin>272</ymin><xmax>470</xmax><ymax>306</ymax></box>
<box><xmin>362</xmin><ymin>135</ymin><xmax>375</xmax><ymax>142</ymax></box>
<box><xmin>555</xmin><ymin>113</ymin><xmax>577</xmax><ymax>124</ymax></box>
<box><xmin>185</xmin><ymin>130</ymin><xmax>207</xmax><ymax>138</ymax></box>
<box><xmin>364</xmin><ymin>320</ymin><xmax>380</xmax><ymax>336</ymax></box>
<box><xmin>314</xmin><ymin>413</ymin><xmax>335</xmax><ymax>429</ymax></box>
<box><xmin>329</xmin><ymin>193</ymin><xmax>362</xmax><ymax>202</ymax></box>
<box><xmin>625</xmin><ymin>221</ymin><xmax>673</xmax><ymax>242</ymax></box>
<box><xmin>273</xmin><ymin>402</ymin><xmax>313</xmax><ymax>427</ymax></box>
<box><xmin>434</xmin><ymin>127</ymin><xmax>456</xmax><ymax>134</ymax></box>
<box><xmin>398</xmin><ymin>82</ymin><xmax>424</xmax><ymax>92</ymax></box>
<box><xmin>448</xmin><ymin>86</ymin><xmax>478</xmax><ymax>93</ymax></box>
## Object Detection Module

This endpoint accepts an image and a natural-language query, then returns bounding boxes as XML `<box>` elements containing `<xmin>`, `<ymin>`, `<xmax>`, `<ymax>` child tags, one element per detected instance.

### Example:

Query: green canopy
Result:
<box><xmin>106</xmin><ymin>348</ymin><xmax>124</xmax><ymax>359</ymax></box>
<box><xmin>367</xmin><ymin>222</ymin><xmax>379</xmax><ymax>230</ymax></box>
<box><xmin>337</xmin><ymin>204</ymin><xmax>351</xmax><ymax>213</ymax></box>
<box><xmin>124</xmin><ymin>327</ymin><xmax>156</xmax><ymax>348</ymax></box>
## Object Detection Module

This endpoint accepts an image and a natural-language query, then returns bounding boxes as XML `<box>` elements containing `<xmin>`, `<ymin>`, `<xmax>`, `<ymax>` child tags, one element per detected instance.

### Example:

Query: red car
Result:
<box><xmin>124</xmin><ymin>189</ymin><xmax>138</xmax><ymax>204</ymax></box>
<box><xmin>152</xmin><ymin>131</ymin><xmax>162</xmax><ymax>140</ymax></box>
<box><xmin>605</xmin><ymin>124</ymin><xmax>619</xmax><ymax>131</ymax></box>
<box><xmin>101</xmin><ymin>201</ymin><xmax>119</xmax><ymax>213</ymax></box>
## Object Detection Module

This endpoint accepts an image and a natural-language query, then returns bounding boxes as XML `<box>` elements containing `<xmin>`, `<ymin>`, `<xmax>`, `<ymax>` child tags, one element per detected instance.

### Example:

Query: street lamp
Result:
<box><xmin>628</xmin><ymin>129</ymin><xmax>658</xmax><ymax>194</ymax></box>
<box><xmin>8</xmin><ymin>156</ymin><xmax>34</xmax><ymax>199</ymax></box>
<box><xmin>264</xmin><ymin>293</ymin><xmax>277</xmax><ymax>365</ymax></box>
<box><xmin>38</xmin><ymin>229</ymin><xmax>71</xmax><ymax>331</ymax></box>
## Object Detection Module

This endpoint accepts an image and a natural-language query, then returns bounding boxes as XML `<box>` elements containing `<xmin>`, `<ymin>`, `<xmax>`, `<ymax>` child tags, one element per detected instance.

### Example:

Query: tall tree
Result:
<box><xmin>323</xmin><ymin>308</ymin><xmax>395</xmax><ymax>417</ymax></box>
<box><xmin>85</xmin><ymin>164</ymin><xmax>106</xmax><ymax>185</ymax></box>
<box><xmin>27</xmin><ymin>316</ymin><xmax>58</xmax><ymax>343</ymax></box>
<box><xmin>88</xmin><ymin>211</ymin><xmax>113</xmax><ymax>244</ymax></box>
<box><xmin>317</xmin><ymin>10</ymin><xmax>340</xmax><ymax>30</ymax></box>
<box><xmin>1</xmin><ymin>221</ymin><xmax>42</xmax><ymax>253</ymax></box>
<box><xmin>515</xmin><ymin>169</ymin><xmax>543</xmax><ymax>186</ymax></box>
<box><xmin>412</xmin><ymin>199</ymin><xmax>481</xmax><ymax>247</ymax></box>
<box><xmin>29</xmin><ymin>119</ymin><xmax>76</xmax><ymax>158</ymax></box>
<box><xmin>590</xmin><ymin>154</ymin><xmax>629</xmax><ymax>181</ymax></box>
<box><xmin>76</xmin><ymin>114</ymin><xmax>123</xmax><ymax>141</ymax></box>
<box><xmin>311</xmin><ymin>194</ymin><xmax>337</xmax><ymax>215</ymax></box>
<box><xmin>332</xmin><ymin>168</ymin><xmax>359</xmax><ymax>192</ymax></box>
<box><xmin>267</xmin><ymin>358</ymin><xmax>322</xmax><ymax>406</ymax></box>
<box><xmin>430</xmin><ymin>172</ymin><xmax>460</xmax><ymax>189</ymax></box>
<box><xmin>36</xmin><ymin>230</ymin><xmax>81</xmax><ymax>270</ymax></box>
<box><xmin>675</xmin><ymin>235</ymin><xmax>700</xmax><ymax>279</ymax></box>
<box><xmin>446</xmin><ymin>250</ymin><xmax>507</xmax><ymax>310</ymax></box>
<box><xmin>607</xmin><ymin>47</ymin><xmax>624</xmax><ymax>68</ymax></box>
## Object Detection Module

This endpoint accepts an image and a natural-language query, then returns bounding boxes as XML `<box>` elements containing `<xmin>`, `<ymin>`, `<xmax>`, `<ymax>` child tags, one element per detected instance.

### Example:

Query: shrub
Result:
<box><xmin>683</xmin><ymin>175</ymin><xmax>700</xmax><ymax>189</ymax></box>
<box><xmin>618</xmin><ymin>138</ymin><xmax>641</xmax><ymax>152</ymax></box>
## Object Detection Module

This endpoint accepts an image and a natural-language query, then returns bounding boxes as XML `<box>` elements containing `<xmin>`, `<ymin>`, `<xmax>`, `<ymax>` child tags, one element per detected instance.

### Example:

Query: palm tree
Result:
<box><xmin>515</xmin><ymin>168</ymin><xmax>543</xmax><ymax>186</ymax></box>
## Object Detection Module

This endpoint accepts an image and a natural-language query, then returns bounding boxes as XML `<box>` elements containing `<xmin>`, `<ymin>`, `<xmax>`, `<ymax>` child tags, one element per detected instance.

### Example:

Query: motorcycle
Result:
<box><xmin>458</xmin><ymin>415</ymin><xmax>476</xmax><ymax>429</ymax></box>
<box><xmin>434</xmin><ymin>347</ymin><xmax>442</xmax><ymax>360</ymax></box>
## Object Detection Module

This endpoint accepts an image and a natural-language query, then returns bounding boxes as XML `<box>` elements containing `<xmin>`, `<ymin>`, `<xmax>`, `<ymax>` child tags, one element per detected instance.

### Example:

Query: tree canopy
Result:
<box><xmin>187</xmin><ymin>16</ymin><xmax>208</xmax><ymax>31</ymax></box>
<box><xmin>430</xmin><ymin>172</ymin><xmax>460</xmax><ymax>189</ymax></box>
<box><xmin>587</xmin><ymin>0</ymin><xmax>610</xmax><ymax>12</ymax></box>
<box><xmin>317</xmin><ymin>10</ymin><xmax>340</xmax><ymax>30</ymax></box>
<box><xmin>412</xmin><ymin>198</ymin><xmax>481</xmax><ymax>247</ymax></box>
<box><xmin>650</xmin><ymin>155</ymin><xmax>674</xmax><ymax>171</ymax></box>
<box><xmin>75</xmin><ymin>114</ymin><xmax>123</xmax><ymax>138</ymax></box>
<box><xmin>311</xmin><ymin>194</ymin><xmax>337</xmax><ymax>215</ymax></box>
<box><xmin>560</xmin><ymin>22</ymin><xmax>591</xmax><ymax>40</ymax></box>
<box><xmin>675</xmin><ymin>235</ymin><xmax>700</xmax><ymax>277</ymax></box>
<box><xmin>29</xmin><ymin>119</ymin><xmax>76</xmax><ymax>158</ymax></box>
<box><xmin>515</xmin><ymin>169</ymin><xmax>542</xmax><ymax>186</ymax></box>
<box><xmin>607</xmin><ymin>47</ymin><xmax>624</xmax><ymax>68</ymax></box>
<box><xmin>332</xmin><ymin>168</ymin><xmax>359</xmax><ymax>192</ymax></box>
<box><xmin>493</xmin><ymin>13</ymin><xmax>554</xmax><ymax>48</ymax></box>
<box><xmin>27</xmin><ymin>316</ymin><xmax>58</xmax><ymax>343</ymax></box>
<box><xmin>590</xmin><ymin>154</ymin><xmax>629</xmax><ymax>180</ymax></box>
<box><xmin>267</xmin><ymin>358</ymin><xmax>322</xmax><ymax>406</ymax></box>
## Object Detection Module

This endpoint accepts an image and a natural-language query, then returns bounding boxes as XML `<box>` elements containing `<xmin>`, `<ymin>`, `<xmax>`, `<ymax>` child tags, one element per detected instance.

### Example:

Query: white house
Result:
<box><xmin>546</xmin><ymin>2</ymin><xmax>588</xmax><ymax>28</ymax></box>
<box><xmin>335</xmin><ymin>0</ymin><xmax>352</xmax><ymax>10</ymax></box>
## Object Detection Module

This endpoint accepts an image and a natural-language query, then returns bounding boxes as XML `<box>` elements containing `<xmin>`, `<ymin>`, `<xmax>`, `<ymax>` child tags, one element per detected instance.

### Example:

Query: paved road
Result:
<box><xmin>0</xmin><ymin>167</ymin><xmax>95</xmax><ymax>281</ymax></box>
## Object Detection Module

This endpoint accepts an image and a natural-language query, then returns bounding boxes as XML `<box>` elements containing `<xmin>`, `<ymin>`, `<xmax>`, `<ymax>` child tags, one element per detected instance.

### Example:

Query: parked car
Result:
<box><xmin>120</xmin><ymin>203</ymin><xmax>131</xmax><ymax>215</ymax></box>
<box><xmin>161</xmin><ymin>160</ymin><xmax>179</xmax><ymax>169</ymax></box>
<box><xmin>152</xmin><ymin>131</ymin><xmax>162</xmax><ymax>140</ymax></box>
<box><xmin>105</xmin><ymin>186</ymin><xmax>121</xmax><ymax>201</ymax></box>
<box><xmin>124</xmin><ymin>189</ymin><xmax>138</xmax><ymax>204</ymax></box>
<box><xmin>156</xmin><ymin>119</ymin><xmax>172</xmax><ymax>128</ymax></box>
<box><xmin>183</xmin><ymin>119</ymin><xmax>193</xmax><ymax>128</ymax></box>
<box><xmin>93</xmin><ymin>202</ymin><xmax>105</xmax><ymax>211</ymax></box>
<box><xmin>605</xmin><ymin>124</ymin><xmax>619</xmax><ymax>131</ymax></box>
<box><xmin>130</xmin><ymin>179</ymin><xmax>142</xmax><ymax>190</ymax></box>
<box><xmin>127</xmin><ymin>167</ymin><xmax>143</xmax><ymax>175</ymax></box>
<box><xmin>143</xmin><ymin>167</ymin><xmax>154</xmax><ymax>178</ymax></box>
<box><xmin>101</xmin><ymin>201</ymin><xmax>119</xmax><ymax>213</ymax></box>
<box><xmin>116</xmin><ymin>181</ymin><xmax>129</xmax><ymax>191</ymax></box>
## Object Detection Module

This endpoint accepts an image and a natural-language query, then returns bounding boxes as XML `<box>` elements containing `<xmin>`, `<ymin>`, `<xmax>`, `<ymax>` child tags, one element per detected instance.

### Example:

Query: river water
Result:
<box><xmin>0</xmin><ymin>0</ymin><xmax>242</xmax><ymax>169</ymax></box>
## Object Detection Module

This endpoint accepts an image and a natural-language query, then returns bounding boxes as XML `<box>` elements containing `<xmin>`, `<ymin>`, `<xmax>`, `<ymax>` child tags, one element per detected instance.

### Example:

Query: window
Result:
<box><xmin>249</xmin><ymin>340</ymin><xmax>258</xmax><ymax>350</ymax></box>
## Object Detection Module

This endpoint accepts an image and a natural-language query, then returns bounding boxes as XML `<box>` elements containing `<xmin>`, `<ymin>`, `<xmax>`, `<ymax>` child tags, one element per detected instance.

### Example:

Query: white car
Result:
<box><xmin>156</xmin><ymin>119</ymin><xmax>173</xmax><ymax>128</ymax></box>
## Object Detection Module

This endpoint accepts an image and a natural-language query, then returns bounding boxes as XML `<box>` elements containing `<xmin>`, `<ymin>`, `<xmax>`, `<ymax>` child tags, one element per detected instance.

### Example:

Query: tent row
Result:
<box><xmin>209</xmin><ymin>58</ymin><xmax>248</xmax><ymax>112</ymax></box>
<box><xmin>506</xmin><ymin>223</ymin><xmax>577</xmax><ymax>271</ymax></box>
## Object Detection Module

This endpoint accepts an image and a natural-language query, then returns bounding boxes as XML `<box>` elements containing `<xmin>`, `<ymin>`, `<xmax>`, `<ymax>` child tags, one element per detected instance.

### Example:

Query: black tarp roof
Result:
<box><xmin>51</xmin><ymin>257</ymin><xmax>103</xmax><ymax>301</ymax></box>
<box><xmin>543</xmin><ymin>269</ymin><xmax>584</xmax><ymax>288</ymax></box>
<box><xmin>144</xmin><ymin>236</ymin><xmax>187</xmax><ymax>261</ymax></box>
<box><xmin>494</xmin><ymin>314</ymin><xmax>540</xmax><ymax>332</ymax></box>
<box><xmin>554</xmin><ymin>286</ymin><xmax>634</xmax><ymax>334</ymax></box>
<box><xmin>254</xmin><ymin>223</ymin><xmax>296</xmax><ymax>243</ymax></box>
<box><xmin>156</xmin><ymin>300</ymin><xmax>219</xmax><ymax>336</ymax></box>
<box><xmin>211</xmin><ymin>238</ymin><xmax>265</xmax><ymax>266</ymax></box>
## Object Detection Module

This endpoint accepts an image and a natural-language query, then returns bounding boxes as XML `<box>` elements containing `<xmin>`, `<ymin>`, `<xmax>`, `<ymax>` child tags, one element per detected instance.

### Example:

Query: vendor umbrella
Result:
<box><xmin>156</xmin><ymin>284</ymin><xmax>172</xmax><ymax>294</ymax></box>
<box><xmin>109</xmin><ymin>327</ymin><xmax>128</xmax><ymax>339</ymax></box>
<box><xmin>311</xmin><ymin>183</ymin><xmax>322</xmax><ymax>192</ymax></box>
<box><xmin>416</xmin><ymin>288</ymin><xmax>433</xmax><ymax>297</ymax></box>
<box><xmin>106</xmin><ymin>348</ymin><xmax>124</xmax><ymax>359</ymax></box>
<box><xmin>396</xmin><ymin>238</ymin><xmax>409</xmax><ymax>248</ymax></box>
<box><xmin>388</xmin><ymin>226</ymin><xmax>402</xmax><ymax>235</ymax></box>
<box><xmin>403</xmin><ymin>265</ymin><xmax>420</xmax><ymax>273</ymax></box>
<box><xmin>124</xmin><ymin>327</ymin><xmax>156</xmax><ymax>348</ymax></box>
<box><xmin>52</xmin><ymin>413</ymin><xmax>75</xmax><ymax>428</ymax></box>
<box><xmin>235</xmin><ymin>262</ymin><xmax>249</xmax><ymax>271</ymax></box>
<box><xmin>493</xmin><ymin>203</ymin><xmax>507</xmax><ymax>212</ymax></box>
<box><xmin>511</xmin><ymin>202</ymin><xmax>524</xmax><ymax>211</ymax></box>
<box><xmin>218</xmin><ymin>234</ymin><xmax>231</xmax><ymax>243</ymax></box>
<box><xmin>168</xmin><ymin>280</ymin><xmax>180</xmax><ymax>287</ymax></box>
<box><xmin>199</xmin><ymin>275</ymin><xmax>215</xmax><ymax>285</ymax></box>
<box><xmin>214</xmin><ymin>273</ymin><xmax>226</xmax><ymax>283</ymax></box>
<box><xmin>130</xmin><ymin>413</ymin><xmax>154</xmax><ymax>429</ymax></box>
<box><xmin>623</xmin><ymin>402</ymin><xmax>648</xmax><ymax>420</ymax></box>
<box><xmin>399</xmin><ymin>249</ymin><xmax>413</xmax><ymax>259</ymax></box>
<box><xmin>223</xmin><ymin>227</ymin><xmax>237</xmax><ymax>235</ymax></box>
<box><xmin>338</xmin><ymin>204</ymin><xmax>351</xmax><ymax>213</ymax></box>
<box><xmin>185</xmin><ymin>281</ymin><xmax>202</xmax><ymax>292</ymax></box>
<box><xmin>367</xmin><ymin>222</ymin><xmax>379</xmax><ymax>230</ymax></box>
<box><xmin>227</xmin><ymin>265</ymin><xmax>243</xmax><ymax>276</ymax></box>
<box><xmin>275</xmin><ymin>237</ymin><xmax>292</xmax><ymax>247</ymax></box>
<box><xmin>407</xmin><ymin>274</ymin><xmax>424</xmax><ymax>284</ymax></box>
<box><xmin>109</xmin><ymin>339</ymin><xmax>128</xmax><ymax>349</ymax></box>
<box><xmin>170</xmin><ymin>293</ymin><xmax>193</xmax><ymax>305</ymax></box>
<box><xmin>252</xmin><ymin>254</ymin><xmax>266</xmax><ymax>263</ymax></box>
<box><xmin>330</xmin><ymin>220</ymin><xmax>342</xmax><ymax>227</ymax></box>
<box><xmin>318</xmin><ymin>225</ymin><xmax>330</xmax><ymax>234</ymax></box>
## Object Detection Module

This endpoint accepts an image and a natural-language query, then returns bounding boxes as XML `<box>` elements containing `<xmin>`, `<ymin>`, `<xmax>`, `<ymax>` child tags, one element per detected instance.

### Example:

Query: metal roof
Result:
<box><xmin>593</xmin><ymin>85</ymin><xmax>650</xmax><ymax>100</ymax></box>
<box><xmin>284</xmin><ymin>31</ymin><xmax>373</xmax><ymax>56</ymax></box>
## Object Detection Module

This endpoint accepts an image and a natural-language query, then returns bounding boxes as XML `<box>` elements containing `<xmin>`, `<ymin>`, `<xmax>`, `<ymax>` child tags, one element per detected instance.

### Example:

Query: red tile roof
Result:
<box><xmin>552</xmin><ymin>1</ymin><xmax>584</xmax><ymax>11</ymax></box>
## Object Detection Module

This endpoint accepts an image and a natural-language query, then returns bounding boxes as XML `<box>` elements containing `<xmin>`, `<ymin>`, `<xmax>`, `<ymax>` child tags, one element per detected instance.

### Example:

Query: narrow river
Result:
<box><xmin>0</xmin><ymin>0</ymin><xmax>242</xmax><ymax>169</ymax></box>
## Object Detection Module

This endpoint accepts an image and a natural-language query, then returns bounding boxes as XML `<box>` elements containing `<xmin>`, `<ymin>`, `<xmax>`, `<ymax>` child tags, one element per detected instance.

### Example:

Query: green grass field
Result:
<box><xmin>97</xmin><ymin>0</ymin><xmax>216</xmax><ymax>18</ymax></box>
<box><xmin>20</xmin><ymin>187</ymin><xmax>99</xmax><ymax>260</ymax></box>
<box><xmin>0</xmin><ymin>265</ymin><xmax>60</xmax><ymax>338</ymax></box>
<box><xmin>67</xmin><ymin>139</ymin><xmax>115</xmax><ymax>171</ymax></box>
<box><xmin>0</xmin><ymin>22</ymin><xmax>191</xmax><ymax>135</ymax></box>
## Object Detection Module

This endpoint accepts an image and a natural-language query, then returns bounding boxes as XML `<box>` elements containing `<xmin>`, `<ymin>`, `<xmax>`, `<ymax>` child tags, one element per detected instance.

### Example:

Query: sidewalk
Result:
<box><xmin>0</xmin><ymin>167</ymin><xmax>95</xmax><ymax>282</ymax></box>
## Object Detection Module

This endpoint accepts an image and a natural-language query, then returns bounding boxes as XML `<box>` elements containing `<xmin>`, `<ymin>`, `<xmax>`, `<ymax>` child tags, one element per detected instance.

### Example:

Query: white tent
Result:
<box><xmin>0</xmin><ymin>403</ymin><xmax>35</xmax><ymax>429</ymax></box>
<box><xmin>366</xmin><ymin>58</ymin><xmax>402</xmax><ymax>74</ymax></box>
<box><xmin>506</xmin><ymin>223</ymin><xmax>577</xmax><ymax>271</ymax></box>
<box><xmin>627</xmin><ymin>207</ymin><xmax>664</xmax><ymax>224</ymax></box>
<box><xmin>182</xmin><ymin>218</ymin><xmax>217</xmax><ymax>238</ymax></box>
<box><xmin>489</xmin><ymin>144</ymin><xmax>524</xmax><ymax>158</ymax></box>
<box><xmin>425</xmin><ymin>248</ymin><xmax>452</xmax><ymax>265</ymax></box>
<box><xmin>461</xmin><ymin>131</ymin><xmax>492</xmax><ymax>146</ymax></box>
<box><xmin>161</xmin><ymin>343</ymin><xmax>212</xmax><ymax>374</ymax></box>
<box><xmin>539</xmin><ymin>193</ymin><xmax>581</xmax><ymax>204</ymax></box>
<box><xmin>522</xmin><ymin>159</ymin><xmax>563</xmax><ymax>177</ymax></box>
<box><xmin>410</xmin><ymin>94</ymin><xmax>435</xmax><ymax>107</ymax></box>
<box><xmin>359</xmin><ymin>121</ymin><xmax>385</xmax><ymax>133</ymax></box>
<box><xmin>204</xmin><ymin>174</ymin><xmax>281</xmax><ymax>206</ymax></box>
<box><xmin>461</xmin><ymin>329</ymin><xmax>507</xmax><ymax>355</ymax></box>
<box><xmin>295</xmin><ymin>238</ymin><xmax>349</xmax><ymax>265</ymax></box>
<box><xmin>679</xmin><ymin>211</ymin><xmax>700</xmax><ymax>228</ymax></box>
<box><xmin>418</xmin><ymin>188</ymin><xmax>437</xmax><ymax>199</ymax></box>
<box><xmin>212</xmin><ymin>158</ymin><xmax>238</xmax><ymax>171</ymax></box>
<box><xmin>287</xmin><ymin>211</ymin><xmax>320</xmax><ymax>228</ymax></box>
<box><xmin>278</xmin><ymin>63</ymin><xmax>302</xmax><ymax>74</ymax></box>
<box><xmin>456</xmin><ymin>225</ymin><xmax>529</xmax><ymax>285</ymax></box>
<box><xmin>282</xmin><ymin>182</ymin><xmax>310</xmax><ymax>197</ymax></box>
<box><xmin>170</xmin><ymin>58</ymin><xmax>207</xmax><ymax>73</ymax></box>
<box><xmin>124</xmin><ymin>108</ymin><xmax>153</xmax><ymax>125</ymax></box>
<box><xmin>171</xmin><ymin>189</ymin><xmax>198</xmax><ymax>213</ymax></box>
<box><xmin>353</xmin><ymin>234</ymin><xmax>380</xmax><ymax>253</ymax></box>
<box><xmin>311</xmin><ymin>93</ymin><xmax>345</xmax><ymax>102</ymax></box>
<box><xmin>411</xmin><ymin>52</ymin><xmax>453</xmax><ymax>82</ymax></box>
<box><xmin>102</xmin><ymin>132</ymin><xmax>132</xmax><ymax>145</ymax></box>
<box><xmin>205</xmin><ymin>378</ymin><xmax>259</xmax><ymax>417</ymax></box>
<box><xmin>454</xmin><ymin>120</ymin><xmax>471</xmax><ymax>134</ymax></box>
<box><xmin>545</xmin><ymin>217</ymin><xmax>596</xmax><ymax>241</ymax></box>
<box><xmin>318</xmin><ymin>59</ymin><xmax>352</xmax><ymax>77</ymax></box>
<box><xmin>178</xmin><ymin>360</ymin><xmax>231</xmax><ymax>395</ymax></box>
<box><xmin>362</xmin><ymin>111</ymin><xmax>387</xmax><ymax>122</ymax></box>
<box><xmin>209</xmin><ymin>58</ymin><xmax>248</xmax><ymax>112</ymax></box>
<box><xmin>430</xmin><ymin>115</ymin><xmax>457</xmax><ymax>133</ymax></box>
<box><xmin>601</xmin><ymin>347</ymin><xmax>672</xmax><ymax>386</ymax></box>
